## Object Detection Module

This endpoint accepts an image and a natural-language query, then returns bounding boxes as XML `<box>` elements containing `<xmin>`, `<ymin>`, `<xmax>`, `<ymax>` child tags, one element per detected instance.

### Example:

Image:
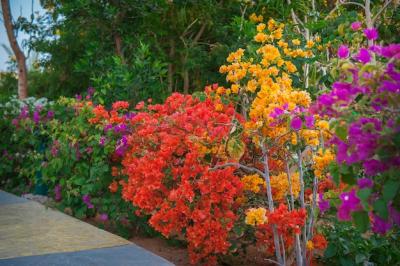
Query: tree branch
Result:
<box><xmin>209</xmin><ymin>162</ymin><xmax>265</xmax><ymax>178</ymax></box>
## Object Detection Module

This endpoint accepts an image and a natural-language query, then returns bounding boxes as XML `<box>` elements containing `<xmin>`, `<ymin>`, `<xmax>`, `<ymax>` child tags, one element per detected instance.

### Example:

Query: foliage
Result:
<box><xmin>91</xmin><ymin>42</ymin><xmax>168</xmax><ymax>106</ymax></box>
<box><xmin>0</xmin><ymin>95</ymin><xmax>52</xmax><ymax>194</ymax></box>
<box><xmin>322</xmin><ymin>220</ymin><xmax>400</xmax><ymax>266</ymax></box>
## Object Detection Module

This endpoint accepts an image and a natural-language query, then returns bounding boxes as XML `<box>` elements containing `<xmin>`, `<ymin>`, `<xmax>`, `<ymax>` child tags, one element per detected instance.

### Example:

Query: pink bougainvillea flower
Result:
<box><xmin>351</xmin><ymin>21</ymin><xmax>362</xmax><ymax>31</ymax></box>
<box><xmin>363</xmin><ymin>28</ymin><xmax>379</xmax><ymax>40</ymax></box>
<box><xmin>337</xmin><ymin>45</ymin><xmax>349</xmax><ymax>58</ymax></box>
<box><xmin>355</xmin><ymin>48</ymin><xmax>371</xmax><ymax>64</ymax></box>
<box><xmin>290</xmin><ymin>116</ymin><xmax>302</xmax><ymax>131</ymax></box>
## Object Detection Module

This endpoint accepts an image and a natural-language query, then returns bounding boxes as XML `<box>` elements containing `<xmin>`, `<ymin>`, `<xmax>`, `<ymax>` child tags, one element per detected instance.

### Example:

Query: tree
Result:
<box><xmin>1</xmin><ymin>0</ymin><xmax>28</xmax><ymax>99</ymax></box>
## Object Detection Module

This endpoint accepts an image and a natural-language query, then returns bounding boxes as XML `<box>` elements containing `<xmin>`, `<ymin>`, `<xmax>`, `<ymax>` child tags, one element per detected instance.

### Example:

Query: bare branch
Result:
<box><xmin>373</xmin><ymin>0</ymin><xmax>394</xmax><ymax>24</ymax></box>
<box><xmin>209</xmin><ymin>162</ymin><xmax>265</xmax><ymax>178</ymax></box>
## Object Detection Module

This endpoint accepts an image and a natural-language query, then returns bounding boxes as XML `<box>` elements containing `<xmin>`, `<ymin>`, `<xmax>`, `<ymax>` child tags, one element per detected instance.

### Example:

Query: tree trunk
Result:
<box><xmin>1</xmin><ymin>0</ymin><xmax>28</xmax><ymax>99</ymax></box>
<box><xmin>114</xmin><ymin>33</ymin><xmax>125</xmax><ymax>64</ymax></box>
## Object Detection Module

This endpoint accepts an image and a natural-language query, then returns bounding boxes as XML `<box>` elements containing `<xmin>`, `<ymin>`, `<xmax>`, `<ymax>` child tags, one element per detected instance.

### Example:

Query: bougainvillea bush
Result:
<box><xmin>41</xmin><ymin>93</ymin><xmax>154</xmax><ymax>236</ymax></box>
<box><xmin>0</xmin><ymin>96</ymin><xmax>53</xmax><ymax>193</ymax></box>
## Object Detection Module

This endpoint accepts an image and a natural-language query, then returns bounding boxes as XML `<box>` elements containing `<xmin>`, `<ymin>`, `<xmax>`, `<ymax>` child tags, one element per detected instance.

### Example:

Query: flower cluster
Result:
<box><xmin>256</xmin><ymin>204</ymin><xmax>307</xmax><ymax>254</ymax></box>
<box><xmin>245</xmin><ymin>207</ymin><xmax>267</xmax><ymax>226</ymax></box>
<box><xmin>121</xmin><ymin>93</ymin><xmax>243</xmax><ymax>265</ymax></box>
<box><xmin>313</xmin><ymin>27</ymin><xmax>400</xmax><ymax>234</ymax></box>
<box><xmin>241</xmin><ymin>174</ymin><xmax>265</xmax><ymax>193</ymax></box>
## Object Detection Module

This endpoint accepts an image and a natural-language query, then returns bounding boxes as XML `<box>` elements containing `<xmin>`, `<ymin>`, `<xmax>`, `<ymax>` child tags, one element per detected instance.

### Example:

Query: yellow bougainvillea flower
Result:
<box><xmin>249</xmin><ymin>13</ymin><xmax>263</xmax><ymax>23</ymax></box>
<box><xmin>270</xmin><ymin>172</ymin><xmax>301</xmax><ymax>200</ymax></box>
<box><xmin>292</xmin><ymin>39</ymin><xmax>301</xmax><ymax>45</ymax></box>
<box><xmin>245</xmin><ymin>207</ymin><xmax>267</xmax><ymax>226</ymax></box>
<box><xmin>241</xmin><ymin>174</ymin><xmax>266</xmax><ymax>193</ymax></box>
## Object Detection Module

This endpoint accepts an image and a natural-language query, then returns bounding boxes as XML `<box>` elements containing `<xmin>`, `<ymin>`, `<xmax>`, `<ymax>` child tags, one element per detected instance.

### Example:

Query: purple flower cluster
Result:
<box><xmin>115</xmin><ymin>136</ymin><xmax>128</xmax><ymax>157</ymax></box>
<box><xmin>82</xmin><ymin>194</ymin><xmax>94</xmax><ymax>209</ymax></box>
<box><xmin>314</xmin><ymin>32</ymin><xmax>400</xmax><ymax>234</ymax></box>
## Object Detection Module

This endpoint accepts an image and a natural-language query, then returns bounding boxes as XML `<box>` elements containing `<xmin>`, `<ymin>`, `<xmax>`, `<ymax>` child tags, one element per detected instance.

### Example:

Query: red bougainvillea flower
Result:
<box><xmin>256</xmin><ymin>204</ymin><xmax>306</xmax><ymax>254</ymax></box>
<box><xmin>109</xmin><ymin>181</ymin><xmax>118</xmax><ymax>193</ymax></box>
<box><xmin>112</xmin><ymin>101</ymin><xmax>129</xmax><ymax>111</ymax></box>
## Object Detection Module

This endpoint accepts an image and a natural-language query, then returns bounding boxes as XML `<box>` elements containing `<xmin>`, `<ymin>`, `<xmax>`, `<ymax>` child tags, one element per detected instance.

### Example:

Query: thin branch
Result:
<box><xmin>209</xmin><ymin>162</ymin><xmax>265</xmax><ymax>178</ymax></box>
<box><xmin>325</xmin><ymin>1</ymin><xmax>365</xmax><ymax>20</ymax></box>
<box><xmin>372</xmin><ymin>0</ymin><xmax>393</xmax><ymax>24</ymax></box>
<box><xmin>180</xmin><ymin>18</ymin><xmax>198</xmax><ymax>38</ymax></box>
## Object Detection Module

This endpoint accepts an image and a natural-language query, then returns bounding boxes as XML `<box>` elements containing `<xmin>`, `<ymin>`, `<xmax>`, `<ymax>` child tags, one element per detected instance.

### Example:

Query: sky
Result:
<box><xmin>0</xmin><ymin>0</ymin><xmax>45</xmax><ymax>71</ymax></box>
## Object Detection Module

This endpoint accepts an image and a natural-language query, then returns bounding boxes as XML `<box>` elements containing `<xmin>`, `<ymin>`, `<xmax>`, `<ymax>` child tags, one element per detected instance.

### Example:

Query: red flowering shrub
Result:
<box><xmin>121</xmin><ymin>93</ymin><xmax>243</xmax><ymax>264</ymax></box>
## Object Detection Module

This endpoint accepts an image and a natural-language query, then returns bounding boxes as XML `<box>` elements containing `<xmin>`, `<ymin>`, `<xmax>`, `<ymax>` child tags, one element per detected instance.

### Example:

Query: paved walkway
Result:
<box><xmin>0</xmin><ymin>190</ymin><xmax>174</xmax><ymax>266</ymax></box>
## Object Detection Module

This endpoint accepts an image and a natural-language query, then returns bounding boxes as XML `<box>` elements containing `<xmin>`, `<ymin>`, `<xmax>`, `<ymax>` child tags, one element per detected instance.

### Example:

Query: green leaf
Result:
<box><xmin>383</xmin><ymin>180</ymin><xmax>400</xmax><ymax>202</ymax></box>
<box><xmin>227</xmin><ymin>137</ymin><xmax>245</xmax><ymax>161</ymax></box>
<box><xmin>373</xmin><ymin>199</ymin><xmax>389</xmax><ymax>220</ymax></box>
<box><xmin>355</xmin><ymin>254</ymin><xmax>367</xmax><ymax>264</ymax></box>
<box><xmin>324</xmin><ymin>243</ymin><xmax>337</xmax><ymax>258</ymax></box>
<box><xmin>357</xmin><ymin>188</ymin><xmax>372</xmax><ymax>209</ymax></box>
<box><xmin>335</xmin><ymin>125</ymin><xmax>348</xmax><ymax>141</ymax></box>
<box><xmin>329</xmin><ymin>162</ymin><xmax>340</xmax><ymax>186</ymax></box>
<box><xmin>352</xmin><ymin>211</ymin><xmax>370</xmax><ymax>233</ymax></box>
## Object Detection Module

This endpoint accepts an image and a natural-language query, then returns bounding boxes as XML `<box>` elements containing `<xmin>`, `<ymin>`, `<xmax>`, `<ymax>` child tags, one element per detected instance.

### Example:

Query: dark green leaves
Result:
<box><xmin>352</xmin><ymin>211</ymin><xmax>370</xmax><ymax>233</ymax></box>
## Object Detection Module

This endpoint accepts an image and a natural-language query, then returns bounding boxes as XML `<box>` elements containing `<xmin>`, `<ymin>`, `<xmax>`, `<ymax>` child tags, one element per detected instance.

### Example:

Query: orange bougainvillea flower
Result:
<box><xmin>111</xmin><ymin>166</ymin><xmax>119</xmax><ymax>177</ymax></box>
<box><xmin>311</xmin><ymin>233</ymin><xmax>328</xmax><ymax>250</ymax></box>
<box><xmin>109</xmin><ymin>180</ymin><xmax>118</xmax><ymax>193</ymax></box>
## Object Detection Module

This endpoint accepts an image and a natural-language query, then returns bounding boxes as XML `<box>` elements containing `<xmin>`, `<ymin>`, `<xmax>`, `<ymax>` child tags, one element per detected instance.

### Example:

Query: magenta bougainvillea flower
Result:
<box><xmin>305</xmin><ymin>115</ymin><xmax>314</xmax><ymax>128</ymax></box>
<box><xmin>355</xmin><ymin>48</ymin><xmax>371</xmax><ymax>64</ymax></box>
<box><xmin>99</xmin><ymin>136</ymin><xmax>106</xmax><ymax>146</ymax></box>
<box><xmin>290</xmin><ymin>116</ymin><xmax>302</xmax><ymax>131</ymax></box>
<box><xmin>337</xmin><ymin>45</ymin><xmax>349</xmax><ymax>58</ymax></box>
<box><xmin>371</xmin><ymin>213</ymin><xmax>392</xmax><ymax>234</ymax></box>
<box><xmin>99</xmin><ymin>213</ymin><xmax>109</xmax><ymax>222</ymax></box>
<box><xmin>318</xmin><ymin>193</ymin><xmax>330</xmax><ymax>213</ymax></box>
<box><xmin>54</xmin><ymin>184</ymin><xmax>62</xmax><ymax>202</ymax></box>
<box><xmin>82</xmin><ymin>194</ymin><xmax>94</xmax><ymax>209</ymax></box>
<box><xmin>363</xmin><ymin>28</ymin><xmax>379</xmax><ymax>40</ymax></box>
<box><xmin>338</xmin><ymin>189</ymin><xmax>361</xmax><ymax>221</ymax></box>
<box><xmin>351</xmin><ymin>21</ymin><xmax>362</xmax><ymax>31</ymax></box>
<box><xmin>47</xmin><ymin>110</ymin><xmax>54</xmax><ymax>119</ymax></box>
<box><xmin>33</xmin><ymin>111</ymin><xmax>40</xmax><ymax>124</ymax></box>
<box><xmin>357</xmin><ymin>178</ymin><xmax>374</xmax><ymax>189</ymax></box>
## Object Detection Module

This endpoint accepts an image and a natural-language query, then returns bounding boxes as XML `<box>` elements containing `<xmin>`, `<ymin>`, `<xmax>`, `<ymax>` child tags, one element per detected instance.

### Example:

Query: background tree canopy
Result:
<box><xmin>1</xmin><ymin>0</ymin><xmax>399</xmax><ymax>104</ymax></box>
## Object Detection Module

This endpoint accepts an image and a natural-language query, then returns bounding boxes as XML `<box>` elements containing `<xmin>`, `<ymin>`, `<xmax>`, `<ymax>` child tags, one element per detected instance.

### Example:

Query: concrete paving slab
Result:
<box><xmin>0</xmin><ymin>200</ymin><xmax>130</xmax><ymax>259</ymax></box>
<box><xmin>0</xmin><ymin>190</ymin><xmax>27</xmax><ymax>205</ymax></box>
<box><xmin>0</xmin><ymin>244</ymin><xmax>174</xmax><ymax>266</ymax></box>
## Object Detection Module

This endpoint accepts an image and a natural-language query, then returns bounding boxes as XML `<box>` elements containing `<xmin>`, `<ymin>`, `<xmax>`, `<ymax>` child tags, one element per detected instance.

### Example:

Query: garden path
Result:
<box><xmin>0</xmin><ymin>190</ymin><xmax>174</xmax><ymax>266</ymax></box>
